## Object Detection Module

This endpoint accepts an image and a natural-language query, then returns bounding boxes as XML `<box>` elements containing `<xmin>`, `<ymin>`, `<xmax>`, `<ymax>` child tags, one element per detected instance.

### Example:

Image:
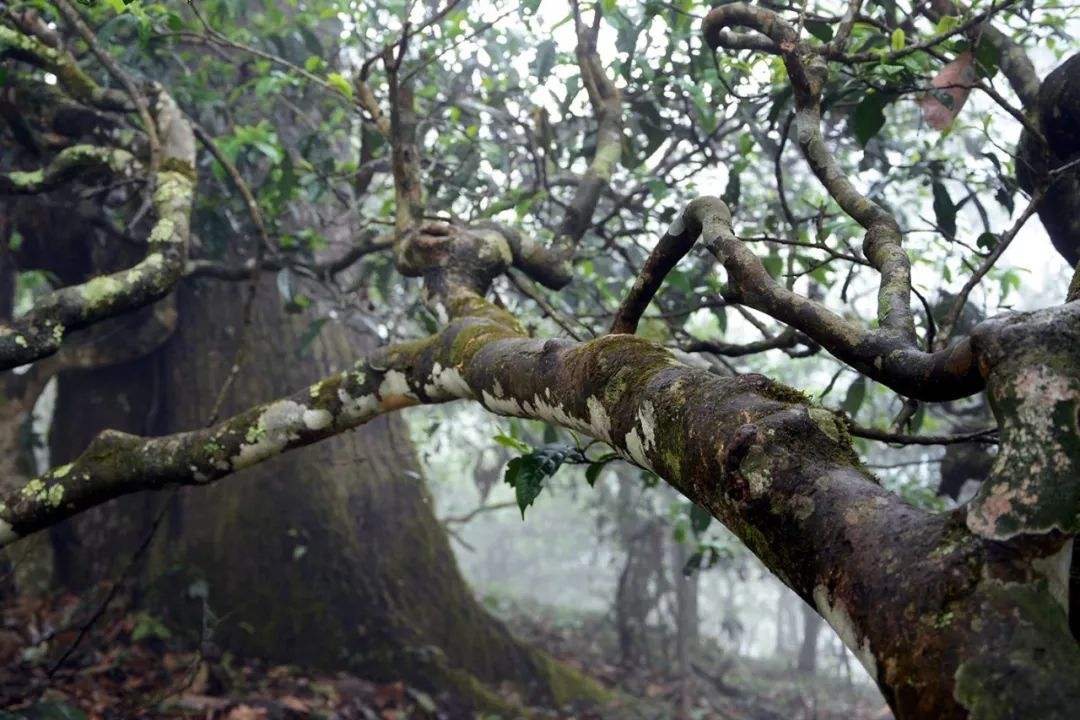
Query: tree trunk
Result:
<box><xmin>671</xmin><ymin>538</ymin><xmax>698</xmax><ymax>720</ymax></box>
<box><xmin>48</xmin><ymin>276</ymin><xmax>604</xmax><ymax>709</ymax></box>
<box><xmin>797</xmin><ymin>602</ymin><xmax>822</xmax><ymax>674</ymax></box>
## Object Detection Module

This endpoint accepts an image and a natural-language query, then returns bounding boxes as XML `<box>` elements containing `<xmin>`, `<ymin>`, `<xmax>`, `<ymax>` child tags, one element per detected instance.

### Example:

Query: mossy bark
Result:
<box><xmin>48</xmin><ymin>277</ymin><xmax>606</xmax><ymax>710</ymax></box>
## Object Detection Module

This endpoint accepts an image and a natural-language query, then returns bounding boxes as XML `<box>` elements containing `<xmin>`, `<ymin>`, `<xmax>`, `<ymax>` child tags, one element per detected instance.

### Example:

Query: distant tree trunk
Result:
<box><xmin>47</xmin><ymin>276</ymin><xmax>604</xmax><ymax>709</ymax></box>
<box><xmin>613</xmin><ymin>474</ymin><xmax>664</xmax><ymax>672</ymax></box>
<box><xmin>672</xmin><ymin>539</ymin><xmax>699</xmax><ymax>719</ymax></box>
<box><xmin>797</xmin><ymin>602</ymin><xmax>822</xmax><ymax>673</ymax></box>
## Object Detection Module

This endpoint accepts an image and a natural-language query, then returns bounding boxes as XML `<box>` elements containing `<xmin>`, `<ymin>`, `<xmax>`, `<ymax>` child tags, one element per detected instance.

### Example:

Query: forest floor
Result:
<box><xmin>0</xmin><ymin>590</ymin><xmax>889</xmax><ymax>720</ymax></box>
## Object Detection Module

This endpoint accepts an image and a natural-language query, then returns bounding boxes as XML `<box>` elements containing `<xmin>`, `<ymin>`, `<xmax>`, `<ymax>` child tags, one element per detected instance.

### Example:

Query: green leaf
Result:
<box><xmin>131</xmin><ymin>611</ymin><xmax>172</xmax><ymax>642</ymax></box>
<box><xmin>762</xmin><ymin>252</ymin><xmax>783</xmax><ymax>279</ymax></box>
<box><xmin>683</xmin><ymin>551</ymin><xmax>704</xmax><ymax>576</ymax></box>
<box><xmin>976</xmin><ymin>232</ymin><xmax>998</xmax><ymax>251</ymax></box>
<box><xmin>842</xmin><ymin>375</ymin><xmax>867</xmax><ymax>418</ymax></box>
<box><xmin>326</xmin><ymin>72</ymin><xmax>353</xmax><ymax>99</ymax></box>
<box><xmin>890</xmin><ymin>28</ymin><xmax>905</xmax><ymax>51</ymax></box>
<box><xmin>805</xmin><ymin>20</ymin><xmax>834</xmax><ymax>42</ymax></box>
<box><xmin>294</xmin><ymin>317</ymin><xmax>328</xmax><ymax>357</ymax></box>
<box><xmin>5</xmin><ymin>702</ymin><xmax>87</xmax><ymax>720</ymax></box>
<box><xmin>504</xmin><ymin>444</ymin><xmax>574</xmax><ymax>518</ymax></box>
<box><xmin>585</xmin><ymin>453</ymin><xmax>619</xmax><ymax>486</ymax></box>
<box><xmin>532</xmin><ymin>40</ymin><xmax>557</xmax><ymax>81</ymax></box>
<box><xmin>690</xmin><ymin>504</ymin><xmax>712</xmax><ymax>535</ymax></box>
<box><xmin>493</xmin><ymin>433</ymin><xmax>531</xmax><ymax>453</ymax></box>
<box><xmin>973</xmin><ymin>39</ymin><xmax>1000</xmax><ymax>78</ymax></box>
<box><xmin>932</xmin><ymin>181</ymin><xmax>957</xmax><ymax>240</ymax></box>
<box><xmin>851</xmin><ymin>92</ymin><xmax>890</xmax><ymax>146</ymax></box>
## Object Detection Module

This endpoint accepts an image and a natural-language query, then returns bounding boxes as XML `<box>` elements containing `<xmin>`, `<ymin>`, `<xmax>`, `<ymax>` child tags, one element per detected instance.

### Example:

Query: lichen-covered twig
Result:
<box><xmin>0</xmin><ymin>144</ymin><xmax>136</xmax><ymax>193</ymax></box>
<box><xmin>0</xmin><ymin>21</ymin><xmax>130</xmax><ymax>111</ymax></box>
<box><xmin>0</xmin><ymin>90</ymin><xmax>195</xmax><ymax>370</ymax></box>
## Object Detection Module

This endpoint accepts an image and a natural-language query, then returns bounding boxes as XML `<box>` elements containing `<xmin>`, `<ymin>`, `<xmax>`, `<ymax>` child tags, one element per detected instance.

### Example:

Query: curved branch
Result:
<box><xmin>655</xmin><ymin>197</ymin><xmax>981</xmax><ymax>401</ymax></box>
<box><xmin>0</xmin><ymin>144</ymin><xmax>136</xmax><ymax>193</ymax></box>
<box><xmin>848</xmin><ymin>423</ymin><xmax>998</xmax><ymax>446</ymax></box>
<box><xmin>184</xmin><ymin>232</ymin><xmax>393</xmax><ymax>281</ymax></box>
<box><xmin>704</xmin><ymin>3</ymin><xmax>917</xmax><ymax>345</ymax></box>
<box><xmin>682</xmin><ymin>329</ymin><xmax>814</xmax><ymax>358</ymax></box>
<box><xmin>0</xmin><ymin>90</ymin><xmax>195</xmax><ymax>370</ymax></box>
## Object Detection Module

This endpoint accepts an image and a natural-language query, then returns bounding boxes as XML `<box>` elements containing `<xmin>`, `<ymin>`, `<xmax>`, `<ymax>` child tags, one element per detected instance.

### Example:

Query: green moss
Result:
<box><xmin>159</xmin><ymin>156</ymin><xmax>198</xmax><ymax>182</ymax></box>
<box><xmin>6</xmin><ymin>169</ymin><xmax>44</xmax><ymax>188</ymax></box>
<box><xmin>20</xmin><ymin>478</ymin><xmax>45</xmax><ymax>499</ymax></box>
<box><xmin>81</xmin><ymin>275</ymin><xmax>125</xmax><ymax>311</ymax></box>
<box><xmin>531</xmin><ymin>649</ymin><xmax>612</xmax><ymax>708</ymax></box>
<box><xmin>761</xmin><ymin>381</ymin><xmax>812</xmax><ymax>406</ymax></box>
<box><xmin>46</xmin><ymin>484</ymin><xmax>64</xmax><ymax>508</ymax></box>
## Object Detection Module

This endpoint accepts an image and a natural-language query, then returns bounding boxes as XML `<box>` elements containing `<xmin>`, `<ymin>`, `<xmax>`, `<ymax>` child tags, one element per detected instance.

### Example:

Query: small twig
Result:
<box><xmin>847</xmin><ymin>422</ymin><xmax>998</xmax><ymax>445</ymax></box>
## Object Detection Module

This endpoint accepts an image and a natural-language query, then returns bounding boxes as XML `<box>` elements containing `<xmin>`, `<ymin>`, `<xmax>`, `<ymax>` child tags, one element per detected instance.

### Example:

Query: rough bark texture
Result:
<box><xmin>48</xmin><ymin>278</ymin><xmax>605</xmax><ymax>710</ymax></box>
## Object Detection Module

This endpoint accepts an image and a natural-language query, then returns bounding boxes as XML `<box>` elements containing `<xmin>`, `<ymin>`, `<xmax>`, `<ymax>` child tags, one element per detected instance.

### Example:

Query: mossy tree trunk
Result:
<box><xmin>48</xmin><ymin>277</ymin><xmax>604</xmax><ymax>709</ymax></box>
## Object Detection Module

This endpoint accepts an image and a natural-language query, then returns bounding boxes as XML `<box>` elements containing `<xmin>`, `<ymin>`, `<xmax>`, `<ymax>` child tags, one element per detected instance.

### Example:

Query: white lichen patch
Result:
<box><xmin>20</xmin><ymin>478</ymin><xmax>45</xmax><ymax>499</ymax></box>
<box><xmin>586</xmin><ymin>396</ymin><xmax>612</xmax><ymax>442</ymax></box>
<box><xmin>302</xmin><ymin>408</ymin><xmax>333</xmax><ymax>431</ymax></box>
<box><xmin>740</xmin><ymin>444</ymin><xmax>772</xmax><ymax>497</ymax></box>
<box><xmin>813</xmin><ymin>585</ymin><xmax>878</xmax><ymax>681</ymax></box>
<box><xmin>232</xmin><ymin>400</ymin><xmax>307</xmax><ymax>469</ymax></box>
<box><xmin>623</xmin><ymin>401</ymin><xmax>658</xmax><ymax>470</ymax></box>
<box><xmin>524</xmin><ymin>395</ymin><xmax>593</xmax><ymax>435</ymax></box>
<box><xmin>46</xmin><ymin>484</ymin><xmax>64</xmax><ymax>508</ymax></box>
<box><xmin>424</xmin><ymin>363</ymin><xmax>472</xmax><ymax>399</ymax></box>
<box><xmin>481</xmin><ymin>389</ymin><xmax>524</xmax><ymax>416</ymax></box>
<box><xmin>337</xmin><ymin>387</ymin><xmax>379</xmax><ymax>422</ymax></box>
<box><xmin>82</xmin><ymin>275</ymin><xmax>125</xmax><ymax>308</ymax></box>
<box><xmin>148</xmin><ymin>218</ymin><xmax>176</xmax><ymax>245</ymax></box>
<box><xmin>379</xmin><ymin>370</ymin><xmax>414</xmax><ymax>400</ymax></box>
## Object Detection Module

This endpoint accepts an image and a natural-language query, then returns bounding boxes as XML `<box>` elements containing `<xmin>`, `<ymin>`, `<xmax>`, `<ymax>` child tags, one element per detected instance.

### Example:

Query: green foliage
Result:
<box><xmin>850</xmin><ymin>91</ymin><xmax>891</xmax><ymax>146</ymax></box>
<box><xmin>131</xmin><ymin>611</ymin><xmax>172</xmax><ymax>642</ymax></box>
<box><xmin>503</xmin><ymin>443</ymin><xmax>577</xmax><ymax>519</ymax></box>
<box><xmin>932</xmin><ymin>181</ymin><xmax>957</xmax><ymax>240</ymax></box>
<box><xmin>842</xmin><ymin>376</ymin><xmax>867</xmax><ymax>419</ymax></box>
<box><xmin>0</xmin><ymin>703</ymin><xmax>87</xmax><ymax>720</ymax></box>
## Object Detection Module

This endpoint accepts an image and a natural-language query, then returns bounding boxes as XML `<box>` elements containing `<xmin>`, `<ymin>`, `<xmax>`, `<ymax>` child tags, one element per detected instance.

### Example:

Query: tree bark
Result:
<box><xmin>47</xmin><ymin>277</ymin><xmax>604</xmax><ymax>709</ymax></box>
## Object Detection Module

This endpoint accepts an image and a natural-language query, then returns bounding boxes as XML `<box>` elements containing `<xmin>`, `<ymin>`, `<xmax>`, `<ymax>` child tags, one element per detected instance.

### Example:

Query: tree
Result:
<box><xmin>1</xmin><ymin>0</ymin><xmax>1078</xmax><ymax>718</ymax></box>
